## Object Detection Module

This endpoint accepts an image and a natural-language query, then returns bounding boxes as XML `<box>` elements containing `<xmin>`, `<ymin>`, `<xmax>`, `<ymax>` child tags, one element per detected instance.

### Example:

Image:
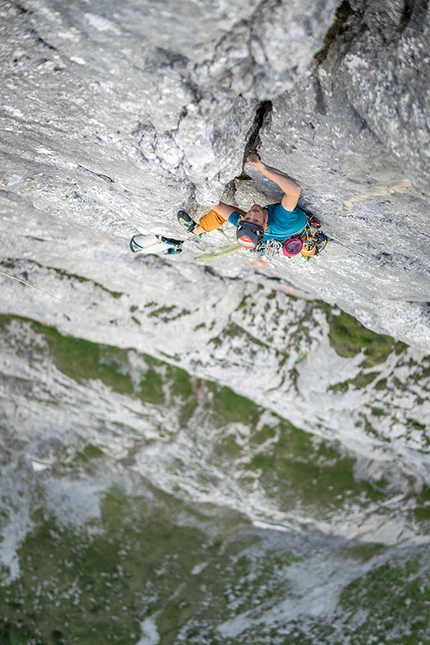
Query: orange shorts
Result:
<box><xmin>199</xmin><ymin>207</ymin><xmax>246</xmax><ymax>232</ymax></box>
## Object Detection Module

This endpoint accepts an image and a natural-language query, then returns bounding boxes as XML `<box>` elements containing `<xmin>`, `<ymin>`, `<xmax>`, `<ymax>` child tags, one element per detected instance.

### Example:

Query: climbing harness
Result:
<box><xmin>258</xmin><ymin>239</ymin><xmax>283</xmax><ymax>260</ymax></box>
<box><xmin>258</xmin><ymin>214</ymin><xmax>327</xmax><ymax>261</ymax></box>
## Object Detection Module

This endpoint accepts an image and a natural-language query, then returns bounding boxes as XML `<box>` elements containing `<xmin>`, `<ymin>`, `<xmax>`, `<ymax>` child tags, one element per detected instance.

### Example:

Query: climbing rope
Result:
<box><xmin>0</xmin><ymin>269</ymin><xmax>85</xmax><ymax>313</ymax></box>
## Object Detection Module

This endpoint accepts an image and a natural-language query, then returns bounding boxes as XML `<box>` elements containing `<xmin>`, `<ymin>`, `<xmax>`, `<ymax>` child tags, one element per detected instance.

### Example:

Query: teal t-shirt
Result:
<box><xmin>228</xmin><ymin>203</ymin><xmax>307</xmax><ymax>241</ymax></box>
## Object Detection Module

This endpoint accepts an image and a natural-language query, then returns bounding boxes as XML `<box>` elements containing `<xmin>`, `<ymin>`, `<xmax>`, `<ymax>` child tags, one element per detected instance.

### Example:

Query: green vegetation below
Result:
<box><xmin>75</xmin><ymin>444</ymin><xmax>104</xmax><ymax>462</ymax></box>
<box><xmin>340</xmin><ymin>557</ymin><xmax>430</xmax><ymax>644</ymax></box>
<box><xmin>322</xmin><ymin>307</ymin><xmax>404</xmax><ymax>367</ymax></box>
<box><xmin>197</xmin><ymin>382</ymin><xmax>390</xmax><ymax>517</ymax></box>
<box><xmin>0</xmin><ymin>314</ymin><xmax>421</xmax><ymax>529</ymax></box>
<box><xmin>0</xmin><ymin>485</ymin><xmax>302</xmax><ymax>645</ymax></box>
<box><xmin>1</xmin><ymin>314</ymin><xmax>430</xmax><ymax>645</ymax></box>
<box><xmin>315</xmin><ymin>0</ymin><xmax>355</xmax><ymax>62</ymax></box>
<box><xmin>2</xmin><ymin>483</ymin><xmax>430</xmax><ymax>645</ymax></box>
<box><xmin>0</xmin><ymin>315</ymin><xmax>196</xmax><ymax>412</ymax></box>
<box><xmin>244</xmin><ymin>419</ymin><xmax>386</xmax><ymax>514</ymax></box>
<box><xmin>211</xmin><ymin>385</ymin><xmax>262</xmax><ymax>427</ymax></box>
<box><xmin>330</xmin><ymin>371</ymin><xmax>380</xmax><ymax>393</ymax></box>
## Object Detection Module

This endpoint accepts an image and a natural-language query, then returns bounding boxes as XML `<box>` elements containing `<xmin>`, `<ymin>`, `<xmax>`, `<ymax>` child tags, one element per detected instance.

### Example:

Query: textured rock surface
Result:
<box><xmin>1</xmin><ymin>0</ymin><xmax>429</xmax><ymax>353</ymax></box>
<box><xmin>2</xmin><ymin>5</ymin><xmax>430</xmax><ymax>634</ymax></box>
<box><xmin>1</xmin><ymin>315</ymin><xmax>430</xmax><ymax>551</ymax></box>
<box><xmin>245</xmin><ymin>0</ymin><xmax>430</xmax><ymax>345</ymax></box>
<box><xmin>342</xmin><ymin>0</ymin><xmax>430</xmax><ymax>195</ymax></box>
<box><xmin>0</xmin><ymin>0</ymin><xmax>338</xmax><ymax>214</ymax></box>
<box><xmin>1</xmin><ymin>0</ymin><xmax>430</xmax><ymax>356</ymax></box>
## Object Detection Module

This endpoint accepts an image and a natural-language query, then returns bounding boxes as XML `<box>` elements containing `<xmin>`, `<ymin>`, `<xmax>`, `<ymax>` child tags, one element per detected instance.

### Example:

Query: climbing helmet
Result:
<box><xmin>236</xmin><ymin>220</ymin><xmax>265</xmax><ymax>249</ymax></box>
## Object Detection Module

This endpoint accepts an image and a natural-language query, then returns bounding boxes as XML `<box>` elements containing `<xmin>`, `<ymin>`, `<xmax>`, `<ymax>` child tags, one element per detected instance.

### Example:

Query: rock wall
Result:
<box><xmin>1</xmin><ymin>314</ymin><xmax>430</xmax><ymax>551</ymax></box>
<box><xmin>2</xmin><ymin>5</ymin><xmax>430</xmax><ymax>638</ymax></box>
<box><xmin>0</xmin><ymin>0</ymin><xmax>429</xmax><ymax>350</ymax></box>
<box><xmin>251</xmin><ymin>0</ymin><xmax>430</xmax><ymax>345</ymax></box>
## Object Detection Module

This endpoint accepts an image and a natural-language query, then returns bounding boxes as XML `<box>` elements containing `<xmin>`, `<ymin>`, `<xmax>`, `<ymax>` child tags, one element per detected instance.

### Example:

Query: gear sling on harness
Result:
<box><xmin>198</xmin><ymin>207</ymin><xmax>327</xmax><ymax>259</ymax></box>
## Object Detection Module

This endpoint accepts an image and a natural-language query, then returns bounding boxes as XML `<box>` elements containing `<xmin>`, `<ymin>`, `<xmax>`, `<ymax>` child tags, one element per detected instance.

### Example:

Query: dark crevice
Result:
<box><xmin>154</xmin><ymin>48</ymin><xmax>190</xmax><ymax>69</ymax></box>
<box><xmin>241</xmin><ymin>101</ymin><xmax>273</xmax><ymax>174</ymax></box>
<box><xmin>28</xmin><ymin>28</ymin><xmax>57</xmax><ymax>51</ymax></box>
<box><xmin>204</xmin><ymin>266</ymin><xmax>217</xmax><ymax>277</ymax></box>
<box><xmin>402</xmin><ymin>0</ymin><xmax>417</xmax><ymax>25</ymax></box>
<box><xmin>314</xmin><ymin>1</ymin><xmax>355</xmax><ymax>63</ymax></box>
<box><xmin>347</xmin><ymin>102</ymin><xmax>371</xmax><ymax>135</ymax></box>
<box><xmin>15</xmin><ymin>1</ymin><xmax>33</xmax><ymax>14</ymax></box>
<box><xmin>77</xmin><ymin>164</ymin><xmax>115</xmax><ymax>183</ymax></box>
<box><xmin>401</xmin><ymin>0</ymin><xmax>428</xmax><ymax>32</ymax></box>
<box><xmin>314</xmin><ymin>77</ymin><xmax>327</xmax><ymax>116</ymax></box>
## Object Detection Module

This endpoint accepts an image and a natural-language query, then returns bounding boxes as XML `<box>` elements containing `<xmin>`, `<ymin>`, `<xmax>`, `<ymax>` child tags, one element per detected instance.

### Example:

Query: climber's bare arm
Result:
<box><xmin>249</xmin><ymin>152</ymin><xmax>301</xmax><ymax>211</ymax></box>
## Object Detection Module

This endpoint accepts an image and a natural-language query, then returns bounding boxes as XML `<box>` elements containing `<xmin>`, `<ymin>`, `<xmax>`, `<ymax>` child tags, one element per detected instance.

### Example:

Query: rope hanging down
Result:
<box><xmin>0</xmin><ymin>269</ymin><xmax>86</xmax><ymax>313</ymax></box>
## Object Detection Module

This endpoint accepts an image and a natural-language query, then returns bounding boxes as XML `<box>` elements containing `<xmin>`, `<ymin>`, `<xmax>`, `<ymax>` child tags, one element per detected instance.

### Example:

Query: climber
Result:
<box><xmin>177</xmin><ymin>152</ymin><xmax>308</xmax><ymax>250</ymax></box>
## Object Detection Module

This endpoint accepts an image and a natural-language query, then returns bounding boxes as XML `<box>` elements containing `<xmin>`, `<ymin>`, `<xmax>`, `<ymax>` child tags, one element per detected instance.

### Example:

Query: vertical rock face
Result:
<box><xmin>1</xmin><ymin>5</ymin><xmax>430</xmax><ymax>626</ymax></box>
<box><xmin>0</xmin><ymin>0</ymin><xmax>429</xmax><ymax>350</ymax></box>
<box><xmin>247</xmin><ymin>0</ymin><xmax>430</xmax><ymax>347</ymax></box>
<box><xmin>0</xmin><ymin>0</ymin><xmax>338</xmax><ymax>220</ymax></box>
<box><xmin>342</xmin><ymin>0</ymin><xmax>430</xmax><ymax>195</ymax></box>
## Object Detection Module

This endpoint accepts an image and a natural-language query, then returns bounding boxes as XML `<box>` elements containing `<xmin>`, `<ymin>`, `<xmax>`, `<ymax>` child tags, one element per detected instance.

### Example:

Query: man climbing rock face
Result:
<box><xmin>177</xmin><ymin>152</ymin><xmax>308</xmax><ymax>250</ymax></box>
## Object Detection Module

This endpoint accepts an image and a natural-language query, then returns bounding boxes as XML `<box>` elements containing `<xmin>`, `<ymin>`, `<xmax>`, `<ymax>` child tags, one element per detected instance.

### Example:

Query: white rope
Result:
<box><xmin>0</xmin><ymin>269</ymin><xmax>85</xmax><ymax>313</ymax></box>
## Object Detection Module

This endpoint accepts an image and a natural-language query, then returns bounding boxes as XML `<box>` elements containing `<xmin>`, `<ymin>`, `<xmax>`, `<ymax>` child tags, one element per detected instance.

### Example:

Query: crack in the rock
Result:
<box><xmin>314</xmin><ymin>76</ymin><xmax>327</xmax><ymax>116</ymax></box>
<box><xmin>314</xmin><ymin>0</ymin><xmax>355</xmax><ymax>63</ymax></box>
<box><xmin>77</xmin><ymin>164</ymin><xmax>115</xmax><ymax>183</ymax></box>
<box><xmin>15</xmin><ymin>1</ymin><xmax>33</xmax><ymax>14</ymax></box>
<box><xmin>241</xmin><ymin>100</ymin><xmax>272</xmax><ymax>172</ymax></box>
<box><xmin>401</xmin><ymin>0</ymin><xmax>429</xmax><ymax>33</ymax></box>
<box><xmin>28</xmin><ymin>28</ymin><xmax>57</xmax><ymax>52</ymax></box>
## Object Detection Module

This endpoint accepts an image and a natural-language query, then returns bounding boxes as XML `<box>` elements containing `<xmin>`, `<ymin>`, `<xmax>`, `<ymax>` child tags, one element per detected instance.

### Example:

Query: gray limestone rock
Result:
<box><xmin>252</xmin><ymin>73</ymin><xmax>430</xmax><ymax>345</ymax></box>
<box><xmin>249</xmin><ymin>0</ymin><xmax>430</xmax><ymax>347</ymax></box>
<box><xmin>1</xmin><ymin>0</ymin><xmax>430</xmax><ymax>538</ymax></box>
<box><xmin>0</xmin><ymin>0</ymin><xmax>338</xmax><ymax>214</ymax></box>
<box><xmin>0</xmin><ymin>0</ymin><xmax>429</xmax><ymax>353</ymax></box>
<box><xmin>341</xmin><ymin>0</ymin><xmax>430</xmax><ymax>196</ymax></box>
